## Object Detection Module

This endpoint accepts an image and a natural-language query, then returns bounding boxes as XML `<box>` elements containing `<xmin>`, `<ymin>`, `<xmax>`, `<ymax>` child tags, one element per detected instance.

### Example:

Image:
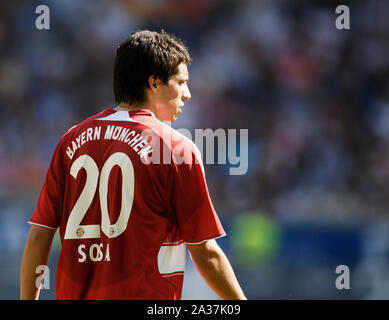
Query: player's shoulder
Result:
<box><xmin>173</xmin><ymin>127</ymin><xmax>202</xmax><ymax>161</ymax></box>
<box><xmin>153</xmin><ymin>118</ymin><xmax>200</xmax><ymax>155</ymax></box>
<box><xmin>157</xmin><ymin>122</ymin><xmax>203</xmax><ymax>166</ymax></box>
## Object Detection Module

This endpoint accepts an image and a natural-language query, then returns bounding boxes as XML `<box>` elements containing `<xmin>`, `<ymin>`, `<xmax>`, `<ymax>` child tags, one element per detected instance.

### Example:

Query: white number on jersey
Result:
<box><xmin>64</xmin><ymin>152</ymin><xmax>135</xmax><ymax>239</ymax></box>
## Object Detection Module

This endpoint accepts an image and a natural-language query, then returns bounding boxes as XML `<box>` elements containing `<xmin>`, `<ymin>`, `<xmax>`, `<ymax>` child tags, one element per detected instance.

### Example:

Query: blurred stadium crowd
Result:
<box><xmin>1</xmin><ymin>0</ymin><xmax>389</xmax><ymax>222</ymax></box>
<box><xmin>1</xmin><ymin>0</ymin><xmax>389</xmax><ymax>299</ymax></box>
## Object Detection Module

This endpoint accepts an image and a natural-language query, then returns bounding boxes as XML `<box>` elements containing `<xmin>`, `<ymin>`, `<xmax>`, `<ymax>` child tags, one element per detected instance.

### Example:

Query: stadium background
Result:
<box><xmin>1</xmin><ymin>0</ymin><xmax>389</xmax><ymax>299</ymax></box>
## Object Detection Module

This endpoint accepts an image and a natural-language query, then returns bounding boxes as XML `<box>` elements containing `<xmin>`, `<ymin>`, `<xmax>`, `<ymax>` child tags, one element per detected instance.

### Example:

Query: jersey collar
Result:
<box><xmin>106</xmin><ymin>107</ymin><xmax>156</xmax><ymax>118</ymax></box>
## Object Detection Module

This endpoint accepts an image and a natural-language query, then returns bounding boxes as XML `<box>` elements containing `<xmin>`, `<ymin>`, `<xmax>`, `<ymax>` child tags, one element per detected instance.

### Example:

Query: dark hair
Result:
<box><xmin>113</xmin><ymin>30</ymin><xmax>192</xmax><ymax>105</ymax></box>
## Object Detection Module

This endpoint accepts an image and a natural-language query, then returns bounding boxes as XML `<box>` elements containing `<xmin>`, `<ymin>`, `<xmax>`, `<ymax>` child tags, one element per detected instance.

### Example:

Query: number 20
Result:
<box><xmin>64</xmin><ymin>152</ymin><xmax>134</xmax><ymax>240</ymax></box>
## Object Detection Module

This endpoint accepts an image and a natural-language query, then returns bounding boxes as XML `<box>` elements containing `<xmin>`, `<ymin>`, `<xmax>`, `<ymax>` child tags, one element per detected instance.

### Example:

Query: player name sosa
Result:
<box><xmin>78</xmin><ymin>243</ymin><xmax>110</xmax><ymax>263</ymax></box>
<box><xmin>65</xmin><ymin>125</ymin><xmax>153</xmax><ymax>160</ymax></box>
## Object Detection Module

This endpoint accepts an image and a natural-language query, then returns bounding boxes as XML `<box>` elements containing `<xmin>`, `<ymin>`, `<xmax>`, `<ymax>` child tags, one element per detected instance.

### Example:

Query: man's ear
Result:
<box><xmin>148</xmin><ymin>75</ymin><xmax>160</xmax><ymax>93</ymax></box>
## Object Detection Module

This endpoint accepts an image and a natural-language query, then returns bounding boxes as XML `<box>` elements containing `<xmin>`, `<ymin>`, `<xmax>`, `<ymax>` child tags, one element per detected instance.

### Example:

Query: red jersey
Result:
<box><xmin>29</xmin><ymin>108</ymin><xmax>225</xmax><ymax>300</ymax></box>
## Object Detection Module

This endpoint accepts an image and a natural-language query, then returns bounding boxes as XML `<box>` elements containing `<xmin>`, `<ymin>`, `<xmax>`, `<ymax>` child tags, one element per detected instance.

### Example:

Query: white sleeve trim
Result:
<box><xmin>184</xmin><ymin>233</ymin><xmax>226</xmax><ymax>245</ymax></box>
<box><xmin>28</xmin><ymin>221</ymin><xmax>58</xmax><ymax>230</ymax></box>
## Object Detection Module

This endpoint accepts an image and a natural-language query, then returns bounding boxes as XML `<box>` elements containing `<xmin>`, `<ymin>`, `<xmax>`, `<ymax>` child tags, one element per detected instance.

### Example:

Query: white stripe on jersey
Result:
<box><xmin>28</xmin><ymin>221</ymin><xmax>58</xmax><ymax>230</ymax></box>
<box><xmin>157</xmin><ymin>242</ymin><xmax>186</xmax><ymax>275</ymax></box>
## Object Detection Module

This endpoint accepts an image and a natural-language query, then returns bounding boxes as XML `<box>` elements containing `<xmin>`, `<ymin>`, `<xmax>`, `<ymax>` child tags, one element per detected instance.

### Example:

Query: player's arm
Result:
<box><xmin>186</xmin><ymin>239</ymin><xmax>247</xmax><ymax>300</ymax></box>
<box><xmin>20</xmin><ymin>224</ymin><xmax>56</xmax><ymax>300</ymax></box>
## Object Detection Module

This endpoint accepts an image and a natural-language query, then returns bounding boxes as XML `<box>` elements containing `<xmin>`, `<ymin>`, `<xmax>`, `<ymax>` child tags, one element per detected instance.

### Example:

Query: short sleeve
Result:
<box><xmin>29</xmin><ymin>142</ymin><xmax>64</xmax><ymax>229</ymax></box>
<box><xmin>168</xmin><ymin>143</ymin><xmax>226</xmax><ymax>244</ymax></box>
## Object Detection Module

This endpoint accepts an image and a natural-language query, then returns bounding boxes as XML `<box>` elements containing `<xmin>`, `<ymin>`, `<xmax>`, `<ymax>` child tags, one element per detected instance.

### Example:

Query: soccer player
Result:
<box><xmin>20</xmin><ymin>30</ymin><xmax>246</xmax><ymax>300</ymax></box>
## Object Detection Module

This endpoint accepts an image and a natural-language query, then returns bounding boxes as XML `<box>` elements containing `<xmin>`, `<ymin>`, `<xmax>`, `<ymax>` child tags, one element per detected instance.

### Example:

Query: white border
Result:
<box><xmin>28</xmin><ymin>221</ymin><xmax>57</xmax><ymax>230</ymax></box>
<box><xmin>184</xmin><ymin>233</ymin><xmax>226</xmax><ymax>245</ymax></box>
